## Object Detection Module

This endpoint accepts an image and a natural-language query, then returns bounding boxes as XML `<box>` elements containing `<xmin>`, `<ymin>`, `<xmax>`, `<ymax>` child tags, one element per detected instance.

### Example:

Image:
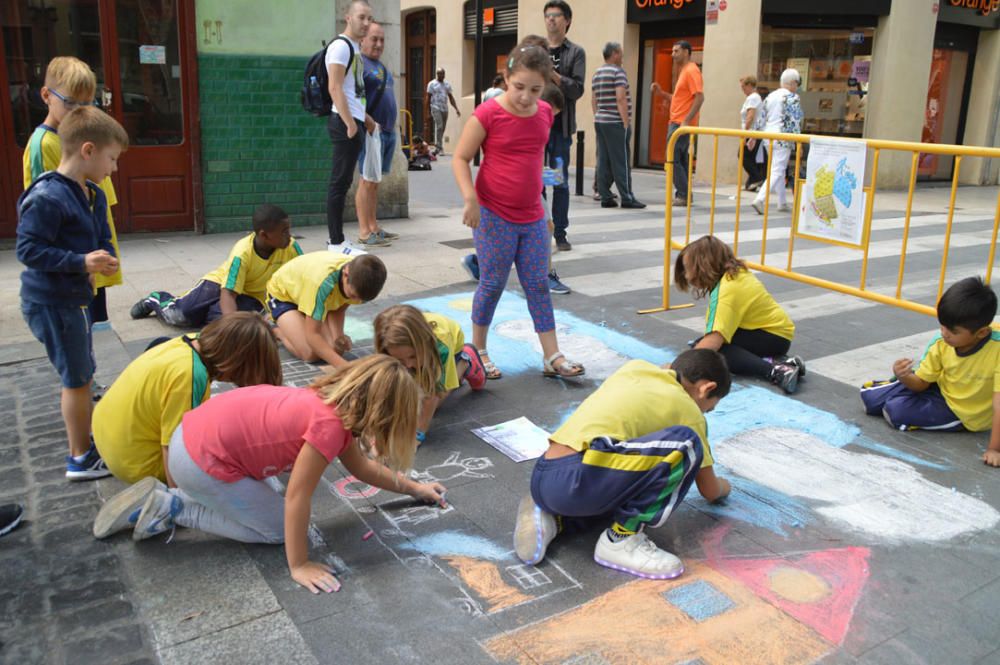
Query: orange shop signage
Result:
<box><xmin>634</xmin><ymin>0</ymin><xmax>695</xmax><ymax>9</ymax></box>
<box><xmin>949</xmin><ymin>0</ymin><xmax>1000</xmax><ymax>15</ymax></box>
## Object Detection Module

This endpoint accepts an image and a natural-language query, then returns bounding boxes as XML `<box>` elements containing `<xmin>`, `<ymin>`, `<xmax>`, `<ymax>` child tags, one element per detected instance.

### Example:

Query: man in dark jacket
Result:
<box><xmin>543</xmin><ymin>0</ymin><xmax>585</xmax><ymax>252</ymax></box>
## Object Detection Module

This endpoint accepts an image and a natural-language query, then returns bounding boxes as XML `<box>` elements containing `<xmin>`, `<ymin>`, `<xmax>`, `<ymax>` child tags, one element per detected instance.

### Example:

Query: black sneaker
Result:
<box><xmin>0</xmin><ymin>504</ymin><xmax>24</xmax><ymax>537</ymax></box>
<box><xmin>555</xmin><ymin>238</ymin><xmax>572</xmax><ymax>252</ymax></box>
<box><xmin>621</xmin><ymin>200</ymin><xmax>647</xmax><ymax>209</ymax></box>
<box><xmin>769</xmin><ymin>363</ymin><xmax>799</xmax><ymax>394</ymax></box>
<box><xmin>783</xmin><ymin>355</ymin><xmax>807</xmax><ymax>378</ymax></box>
<box><xmin>601</xmin><ymin>199</ymin><xmax>618</xmax><ymax>208</ymax></box>
<box><xmin>130</xmin><ymin>296</ymin><xmax>155</xmax><ymax>319</ymax></box>
<box><xmin>548</xmin><ymin>271</ymin><xmax>571</xmax><ymax>295</ymax></box>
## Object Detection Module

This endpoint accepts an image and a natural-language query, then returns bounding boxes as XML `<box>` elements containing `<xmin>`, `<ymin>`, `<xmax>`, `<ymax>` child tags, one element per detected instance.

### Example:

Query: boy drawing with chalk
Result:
<box><xmin>861</xmin><ymin>276</ymin><xmax>1000</xmax><ymax>468</ymax></box>
<box><xmin>513</xmin><ymin>349</ymin><xmax>732</xmax><ymax>579</ymax></box>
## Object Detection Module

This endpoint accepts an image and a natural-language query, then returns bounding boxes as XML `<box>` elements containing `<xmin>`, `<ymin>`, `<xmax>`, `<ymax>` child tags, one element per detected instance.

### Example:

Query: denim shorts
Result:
<box><xmin>267</xmin><ymin>295</ymin><xmax>299</xmax><ymax>322</ymax></box>
<box><xmin>357</xmin><ymin>129</ymin><xmax>397</xmax><ymax>175</ymax></box>
<box><xmin>22</xmin><ymin>301</ymin><xmax>95</xmax><ymax>388</ymax></box>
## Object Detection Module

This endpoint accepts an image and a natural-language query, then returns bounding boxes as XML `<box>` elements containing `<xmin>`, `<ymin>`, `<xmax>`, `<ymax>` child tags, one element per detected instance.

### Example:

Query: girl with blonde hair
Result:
<box><xmin>374</xmin><ymin>304</ymin><xmax>486</xmax><ymax>444</ymax></box>
<box><xmin>95</xmin><ymin>355</ymin><xmax>446</xmax><ymax>594</ymax></box>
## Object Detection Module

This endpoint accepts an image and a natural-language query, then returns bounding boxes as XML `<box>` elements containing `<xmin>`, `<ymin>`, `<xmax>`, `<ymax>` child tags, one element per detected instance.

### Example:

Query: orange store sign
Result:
<box><xmin>634</xmin><ymin>0</ymin><xmax>695</xmax><ymax>9</ymax></box>
<box><xmin>948</xmin><ymin>0</ymin><xmax>1000</xmax><ymax>15</ymax></box>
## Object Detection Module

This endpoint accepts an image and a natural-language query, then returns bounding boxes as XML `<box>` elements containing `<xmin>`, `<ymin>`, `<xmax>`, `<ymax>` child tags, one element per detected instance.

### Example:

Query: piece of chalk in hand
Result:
<box><xmin>362</xmin><ymin>529</ymin><xmax>374</xmax><ymax>541</ymax></box>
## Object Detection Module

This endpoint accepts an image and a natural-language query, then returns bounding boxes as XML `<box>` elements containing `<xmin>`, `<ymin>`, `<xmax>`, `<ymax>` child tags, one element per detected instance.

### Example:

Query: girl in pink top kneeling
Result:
<box><xmin>98</xmin><ymin>355</ymin><xmax>446</xmax><ymax>594</ymax></box>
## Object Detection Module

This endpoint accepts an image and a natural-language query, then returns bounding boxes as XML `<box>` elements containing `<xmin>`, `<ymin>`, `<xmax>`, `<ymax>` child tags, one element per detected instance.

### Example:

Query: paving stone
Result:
<box><xmin>57</xmin><ymin>598</ymin><xmax>136</xmax><ymax>634</ymax></box>
<box><xmin>49</xmin><ymin>579</ymin><xmax>126</xmax><ymax>612</ymax></box>
<box><xmin>70</xmin><ymin>623</ymin><xmax>147</xmax><ymax>665</ymax></box>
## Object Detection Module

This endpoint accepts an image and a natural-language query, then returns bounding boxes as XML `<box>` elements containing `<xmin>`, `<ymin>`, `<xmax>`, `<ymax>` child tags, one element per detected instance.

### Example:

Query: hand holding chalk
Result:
<box><xmin>892</xmin><ymin>357</ymin><xmax>914</xmax><ymax>379</ymax></box>
<box><xmin>411</xmin><ymin>481</ymin><xmax>448</xmax><ymax>508</ymax></box>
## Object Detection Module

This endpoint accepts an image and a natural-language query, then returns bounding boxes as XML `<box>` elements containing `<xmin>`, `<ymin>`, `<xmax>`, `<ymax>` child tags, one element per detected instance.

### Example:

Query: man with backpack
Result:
<box><xmin>354</xmin><ymin>21</ymin><xmax>399</xmax><ymax>248</ymax></box>
<box><xmin>325</xmin><ymin>0</ymin><xmax>375</xmax><ymax>254</ymax></box>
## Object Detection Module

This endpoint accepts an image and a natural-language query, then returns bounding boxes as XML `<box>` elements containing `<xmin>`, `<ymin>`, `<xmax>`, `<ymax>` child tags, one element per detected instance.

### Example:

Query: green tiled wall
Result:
<box><xmin>198</xmin><ymin>54</ymin><xmax>329</xmax><ymax>233</ymax></box>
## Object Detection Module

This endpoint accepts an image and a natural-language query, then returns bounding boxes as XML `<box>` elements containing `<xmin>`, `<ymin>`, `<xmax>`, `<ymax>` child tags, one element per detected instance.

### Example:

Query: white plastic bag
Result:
<box><xmin>362</xmin><ymin>129</ymin><xmax>383</xmax><ymax>183</ymax></box>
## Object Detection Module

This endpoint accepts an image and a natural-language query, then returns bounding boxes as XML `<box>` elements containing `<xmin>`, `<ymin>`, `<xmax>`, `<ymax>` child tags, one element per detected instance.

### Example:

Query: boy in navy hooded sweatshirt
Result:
<box><xmin>17</xmin><ymin>106</ymin><xmax>128</xmax><ymax>480</ymax></box>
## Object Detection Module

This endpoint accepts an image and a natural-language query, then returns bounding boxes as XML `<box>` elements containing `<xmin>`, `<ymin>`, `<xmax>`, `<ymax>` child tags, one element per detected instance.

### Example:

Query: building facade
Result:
<box><xmin>0</xmin><ymin>0</ymin><xmax>407</xmax><ymax>238</ymax></box>
<box><xmin>401</xmin><ymin>0</ymin><xmax>1000</xmax><ymax>188</ymax></box>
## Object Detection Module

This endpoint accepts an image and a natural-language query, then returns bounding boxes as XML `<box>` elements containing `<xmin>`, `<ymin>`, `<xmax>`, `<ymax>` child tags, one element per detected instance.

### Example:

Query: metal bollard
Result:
<box><xmin>575</xmin><ymin>130</ymin><xmax>584</xmax><ymax>196</ymax></box>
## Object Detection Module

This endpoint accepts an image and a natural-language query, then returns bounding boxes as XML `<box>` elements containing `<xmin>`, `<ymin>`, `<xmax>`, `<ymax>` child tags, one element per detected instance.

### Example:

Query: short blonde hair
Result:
<box><xmin>45</xmin><ymin>56</ymin><xmax>97</xmax><ymax>101</ymax></box>
<box><xmin>310</xmin><ymin>355</ymin><xmax>419</xmax><ymax>476</ymax></box>
<box><xmin>60</xmin><ymin>106</ymin><xmax>129</xmax><ymax>156</ymax></box>
<box><xmin>740</xmin><ymin>75</ymin><xmax>757</xmax><ymax>88</ymax></box>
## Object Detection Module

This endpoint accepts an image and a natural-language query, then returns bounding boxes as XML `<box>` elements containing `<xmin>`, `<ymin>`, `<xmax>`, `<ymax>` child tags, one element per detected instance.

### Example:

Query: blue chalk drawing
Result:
<box><xmin>852</xmin><ymin>435</ymin><xmax>951</xmax><ymax>471</ymax></box>
<box><xmin>707</xmin><ymin>385</ymin><xmax>860</xmax><ymax>448</ymax></box>
<box><xmin>397</xmin><ymin>531</ymin><xmax>509</xmax><ymax>561</ymax></box>
<box><xmin>404</xmin><ymin>291</ymin><xmax>672</xmax><ymax>378</ymax></box>
<box><xmin>664</xmin><ymin>580</ymin><xmax>736</xmax><ymax>622</ymax></box>
<box><xmin>694</xmin><ymin>476</ymin><xmax>811</xmax><ymax>535</ymax></box>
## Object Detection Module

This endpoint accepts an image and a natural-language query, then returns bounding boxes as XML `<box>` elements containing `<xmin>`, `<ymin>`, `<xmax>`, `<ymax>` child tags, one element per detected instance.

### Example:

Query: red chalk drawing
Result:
<box><xmin>703</xmin><ymin>526</ymin><xmax>870</xmax><ymax>645</ymax></box>
<box><xmin>333</xmin><ymin>475</ymin><xmax>381</xmax><ymax>500</ymax></box>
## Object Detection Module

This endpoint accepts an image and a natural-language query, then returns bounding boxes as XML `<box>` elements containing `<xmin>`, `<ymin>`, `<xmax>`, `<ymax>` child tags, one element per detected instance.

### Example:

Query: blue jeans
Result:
<box><xmin>546</xmin><ymin>130</ymin><xmax>572</xmax><ymax>241</ymax></box>
<box><xmin>667</xmin><ymin>122</ymin><xmax>690</xmax><ymax>199</ymax></box>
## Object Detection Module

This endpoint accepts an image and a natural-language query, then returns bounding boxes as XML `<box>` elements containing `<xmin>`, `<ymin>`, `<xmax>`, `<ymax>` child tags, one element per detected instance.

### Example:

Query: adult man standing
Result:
<box><xmin>425</xmin><ymin>68</ymin><xmax>460</xmax><ymax>155</ymax></box>
<box><xmin>591</xmin><ymin>42</ymin><xmax>644</xmax><ymax>209</ymax></box>
<box><xmin>650</xmin><ymin>41</ymin><xmax>703</xmax><ymax>206</ymax></box>
<box><xmin>354</xmin><ymin>21</ymin><xmax>400</xmax><ymax>248</ymax></box>
<box><xmin>326</xmin><ymin>0</ymin><xmax>375</xmax><ymax>253</ymax></box>
<box><xmin>544</xmin><ymin>0</ymin><xmax>585</xmax><ymax>252</ymax></box>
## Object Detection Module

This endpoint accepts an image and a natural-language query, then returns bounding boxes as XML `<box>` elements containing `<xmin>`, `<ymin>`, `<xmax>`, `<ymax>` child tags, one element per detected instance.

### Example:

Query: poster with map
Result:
<box><xmin>799</xmin><ymin>137</ymin><xmax>867</xmax><ymax>247</ymax></box>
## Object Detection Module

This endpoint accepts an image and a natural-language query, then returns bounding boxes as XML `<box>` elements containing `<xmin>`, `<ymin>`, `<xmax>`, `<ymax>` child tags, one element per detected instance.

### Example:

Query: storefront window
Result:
<box><xmin>758</xmin><ymin>27</ymin><xmax>874</xmax><ymax>137</ymax></box>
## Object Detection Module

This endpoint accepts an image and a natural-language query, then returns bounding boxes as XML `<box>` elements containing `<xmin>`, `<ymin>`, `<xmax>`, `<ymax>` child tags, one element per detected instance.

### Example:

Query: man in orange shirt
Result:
<box><xmin>651</xmin><ymin>41</ymin><xmax>704</xmax><ymax>206</ymax></box>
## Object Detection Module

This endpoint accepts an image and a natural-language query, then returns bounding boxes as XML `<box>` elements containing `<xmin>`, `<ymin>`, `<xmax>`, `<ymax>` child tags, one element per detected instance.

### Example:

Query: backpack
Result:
<box><xmin>302</xmin><ymin>36</ymin><xmax>354</xmax><ymax>117</ymax></box>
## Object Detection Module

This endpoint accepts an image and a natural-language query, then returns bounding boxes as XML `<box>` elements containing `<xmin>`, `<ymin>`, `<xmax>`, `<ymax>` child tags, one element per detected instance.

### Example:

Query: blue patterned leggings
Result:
<box><xmin>472</xmin><ymin>206</ymin><xmax>554</xmax><ymax>333</ymax></box>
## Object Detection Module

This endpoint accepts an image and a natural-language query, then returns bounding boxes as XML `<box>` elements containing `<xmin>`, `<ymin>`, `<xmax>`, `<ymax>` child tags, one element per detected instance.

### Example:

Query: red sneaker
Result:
<box><xmin>462</xmin><ymin>344</ymin><xmax>487</xmax><ymax>391</ymax></box>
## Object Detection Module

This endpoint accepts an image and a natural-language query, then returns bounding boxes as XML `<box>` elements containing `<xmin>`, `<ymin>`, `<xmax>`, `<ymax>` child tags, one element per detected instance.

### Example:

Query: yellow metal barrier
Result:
<box><xmin>399</xmin><ymin>109</ymin><xmax>414</xmax><ymax>151</ymax></box>
<box><xmin>640</xmin><ymin>126</ymin><xmax>1000</xmax><ymax>318</ymax></box>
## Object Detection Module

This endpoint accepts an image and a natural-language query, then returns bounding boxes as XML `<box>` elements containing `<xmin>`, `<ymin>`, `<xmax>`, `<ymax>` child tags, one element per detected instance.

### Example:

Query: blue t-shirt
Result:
<box><xmin>361</xmin><ymin>56</ymin><xmax>397</xmax><ymax>129</ymax></box>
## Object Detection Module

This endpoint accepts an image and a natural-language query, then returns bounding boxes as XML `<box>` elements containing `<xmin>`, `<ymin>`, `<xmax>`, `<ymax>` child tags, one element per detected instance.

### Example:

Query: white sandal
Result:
<box><xmin>543</xmin><ymin>352</ymin><xmax>585</xmax><ymax>378</ymax></box>
<box><xmin>478</xmin><ymin>348</ymin><xmax>502</xmax><ymax>380</ymax></box>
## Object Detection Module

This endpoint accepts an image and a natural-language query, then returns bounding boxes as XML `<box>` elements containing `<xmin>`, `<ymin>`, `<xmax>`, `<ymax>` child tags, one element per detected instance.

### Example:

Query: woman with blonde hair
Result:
<box><xmin>95</xmin><ymin>355</ymin><xmax>446</xmax><ymax>594</ymax></box>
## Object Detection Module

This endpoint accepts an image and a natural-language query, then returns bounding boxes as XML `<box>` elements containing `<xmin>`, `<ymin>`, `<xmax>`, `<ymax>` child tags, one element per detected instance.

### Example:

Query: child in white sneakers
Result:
<box><xmin>514</xmin><ymin>349</ymin><xmax>732</xmax><ymax>579</ymax></box>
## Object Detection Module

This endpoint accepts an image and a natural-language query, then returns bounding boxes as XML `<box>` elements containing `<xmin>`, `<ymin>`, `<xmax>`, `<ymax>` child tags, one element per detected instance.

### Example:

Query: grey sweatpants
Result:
<box><xmin>168</xmin><ymin>425</ymin><xmax>285</xmax><ymax>544</ymax></box>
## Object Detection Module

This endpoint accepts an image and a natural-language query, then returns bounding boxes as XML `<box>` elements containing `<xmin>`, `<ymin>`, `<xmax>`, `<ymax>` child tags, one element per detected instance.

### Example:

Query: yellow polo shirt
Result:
<box><xmin>266</xmin><ymin>251</ymin><xmax>362</xmax><ymax>321</ymax></box>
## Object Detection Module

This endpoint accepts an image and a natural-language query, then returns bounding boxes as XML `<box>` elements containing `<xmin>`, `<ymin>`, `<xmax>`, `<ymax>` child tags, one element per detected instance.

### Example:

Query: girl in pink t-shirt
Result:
<box><xmin>452</xmin><ymin>38</ymin><xmax>584</xmax><ymax>381</ymax></box>
<box><xmin>98</xmin><ymin>355</ymin><xmax>446</xmax><ymax>594</ymax></box>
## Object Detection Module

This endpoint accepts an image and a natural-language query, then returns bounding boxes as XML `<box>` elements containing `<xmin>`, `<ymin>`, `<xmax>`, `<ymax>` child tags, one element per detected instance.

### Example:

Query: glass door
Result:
<box><xmin>0</xmin><ymin>0</ymin><xmax>197</xmax><ymax>236</ymax></box>
<box><xmin>0</xmin><ymin>0</ymin><xmax>107</xmax><ymax>237</ymax></box>
<box><xmin>105</xmin><ymin>0</ymin><xmax>193</xmax><ymax>232</ymax></box>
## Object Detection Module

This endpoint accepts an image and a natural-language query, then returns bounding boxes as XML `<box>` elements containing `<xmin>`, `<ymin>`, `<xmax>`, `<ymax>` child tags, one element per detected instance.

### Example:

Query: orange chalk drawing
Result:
<box><xmin>482</xmin><ymin>526</ymin><xmax>871</xmax><ymax>664</ymax></box>
<box><xmin>442</xmin><ymin>556</ymin><xmax>532</xmax><ymax>613</ymax></box>
<box><xmin>483</xmin><ymin>563</ymin><xmax>831</xmax><ymax>665</ymax></box>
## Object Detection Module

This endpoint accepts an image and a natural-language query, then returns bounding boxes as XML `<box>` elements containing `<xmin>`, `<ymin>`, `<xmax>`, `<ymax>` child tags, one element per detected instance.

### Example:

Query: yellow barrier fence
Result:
<box><xmin>640</xmin><ymin>126</ymin><xmax>1000</xmax><ymax>318</ymax></box>
<box><xmin>399</xmin><ymin>109</ymin><xmax>414</xmax><ymax>152</ymax></box>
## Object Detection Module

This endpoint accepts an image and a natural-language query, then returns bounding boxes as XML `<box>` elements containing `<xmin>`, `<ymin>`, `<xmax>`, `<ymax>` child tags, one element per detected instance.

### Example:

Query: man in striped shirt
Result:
<box><xmin>591</xmin><ymin>42</ymin><xmax>645</xmax><ymax>209</ymax></box>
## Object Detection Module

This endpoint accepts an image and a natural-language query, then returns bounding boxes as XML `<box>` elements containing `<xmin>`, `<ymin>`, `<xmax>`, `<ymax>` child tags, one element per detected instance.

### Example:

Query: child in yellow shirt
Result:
<box><xmin>675</xmin><ymin>235</ymin><xmax>804</xmax><ymax>393</ymax></box>
<box><xmin>130</xmin><ymin>204</ymin><xmax>301</xmax><ymax>327</ymax></box>
<box><xmin>23</xmin><ymin>56</ymin><xmax>121</xmax><ymax>330</ymax></box>
<box><xmin>514</xmin><ymin>349</ymin><xmax>732</xmax><ymax>579</ymax></box>
<box><xmin>861</xmin><ymin>277</ymin><xmax>1000</xmax><ymax>468</ymax></box>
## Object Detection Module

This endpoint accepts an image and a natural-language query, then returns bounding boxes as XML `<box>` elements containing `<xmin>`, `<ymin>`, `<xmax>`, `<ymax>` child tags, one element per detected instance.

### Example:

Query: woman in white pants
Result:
<box><xmin>751</xmin><ymin>69</ymin><xmax>803</xmax><ymax>214</ymax></box>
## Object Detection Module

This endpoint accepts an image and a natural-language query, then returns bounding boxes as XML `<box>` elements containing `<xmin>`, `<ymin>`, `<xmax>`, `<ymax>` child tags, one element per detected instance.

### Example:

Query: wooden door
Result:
<box><xmin>405</xmin><ymin>9</ymin><xmax>436</xmax><ymax>141</ymax></box>
<box><xmin>0</xmin><ymin>0</ymin><xmax>199</xmax><ymax>237</ymax></box>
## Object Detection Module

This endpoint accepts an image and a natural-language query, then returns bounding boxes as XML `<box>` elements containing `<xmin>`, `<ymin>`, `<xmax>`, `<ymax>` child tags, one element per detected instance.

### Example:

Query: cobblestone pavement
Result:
<box><xmin>0</xmin><ymin>359</ymin><xmax>156</xmax><ymax>665</ymax></box>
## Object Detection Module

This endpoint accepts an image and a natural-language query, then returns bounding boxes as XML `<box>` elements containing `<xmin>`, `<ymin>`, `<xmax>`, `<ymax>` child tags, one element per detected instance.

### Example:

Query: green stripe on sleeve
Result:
<box><xmin>311</xmin><ymin>269</ymin><xmax>341</xmax><ymax>321</ymax></box>
<box><xmin>705</xmin><ymin>282</ymin><xmax>721</xmax><ymax>334</ymax></box>
<box><xmin>27</xmin><ymin>129</ymin><xmax>47</xmax><ymax>181</ymax></box>
<box><xmin>190</xmin><ymin>347</ymin><xmax>210</xmax><ymax>410</ymax></box>
<box><xmin>224</xmin><ymin>256</ymin><xmax>243</xmax><ymax>291</ymax></box>
<box><xmin>292</xmin><ymin>241</ymin><xmax>304</xmax><ymax>256</ymax></box>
